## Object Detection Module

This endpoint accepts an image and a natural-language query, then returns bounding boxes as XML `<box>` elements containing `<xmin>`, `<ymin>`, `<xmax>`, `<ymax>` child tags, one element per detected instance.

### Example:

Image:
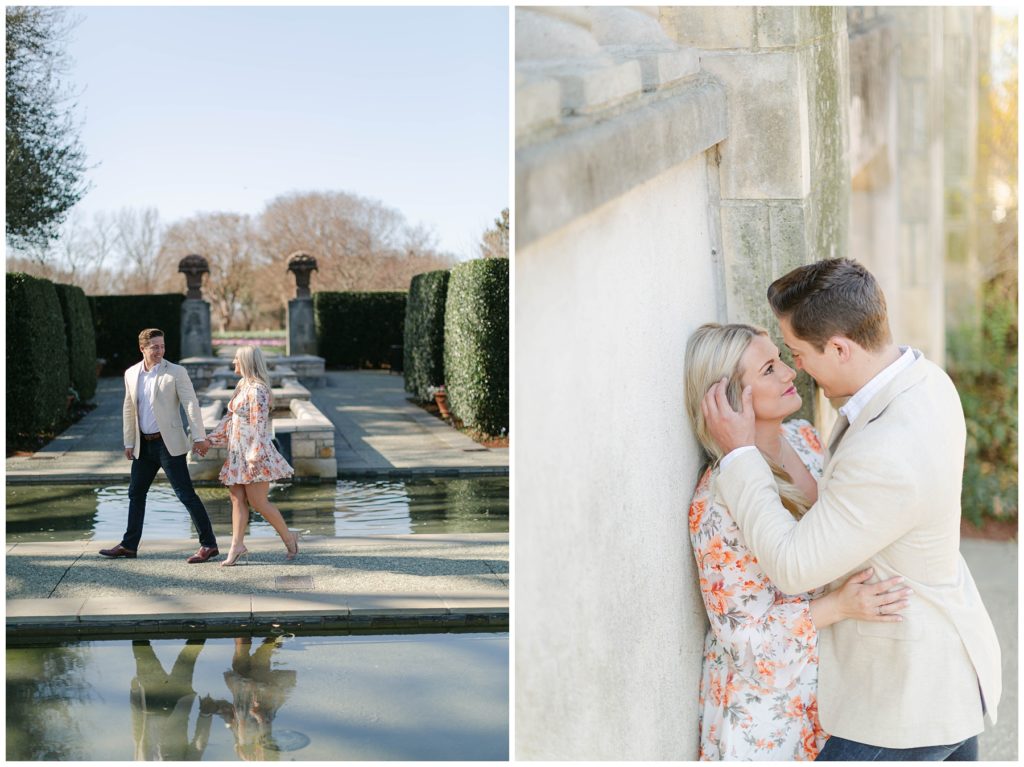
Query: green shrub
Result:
<box><xmin>90</xmin><ymin>294</ymin><xmax>185</xmax><ymax>374</ymax></box>
<box><xmin>54</xmin><ymin>283</ymin><xmax>98</xmax><ymax>401</ymax></box>
<box><xmin>6</xmin><ymin>273</ymin><xmax>71</xmax><ymax>441</ymax></box>
<box><xmin>314</xmin><ymin>291</ymin><xmax>407</xmax><ymax>368</ymax></box>
<box><xmin>947</xmin><ymin>267</ymin><xmax>1018</xmax><ymax>526</ymax></box>
<box><xmin>403</xmin><ymin>269</ymin><xmax>450</xmax><ymax>401</ymax></box>
<box><xmin>444</xmin><ymin>258</ymin><xmax>509</xmax><ymax>436</ymax></box>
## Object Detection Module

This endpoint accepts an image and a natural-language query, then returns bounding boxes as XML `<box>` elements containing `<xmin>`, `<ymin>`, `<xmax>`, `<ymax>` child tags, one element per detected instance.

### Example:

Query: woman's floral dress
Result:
<box><xmin>689</xmin><ymin>419</ymin><xmax>828</xmax><ymax>761</ymax></box>
<box><xmin>207</xmin><ymin>380</ymin><xmax>293</xmax><ymax>485</ymax></box>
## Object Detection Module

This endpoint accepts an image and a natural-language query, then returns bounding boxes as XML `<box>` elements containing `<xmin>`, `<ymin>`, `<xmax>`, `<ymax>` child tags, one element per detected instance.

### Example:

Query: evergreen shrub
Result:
<box><xmin>54</xmin><ymin>282</ymin><xmax>98</xmax><ymax>401</ymax></box>
<box><xmin>6</xmin><ymin>273</ymin><xmax>71</xmax><ymax>441</ymax></box>
<box><xmin>314</xmin><ymin>291</ymin><xmax>408</xmax><ymax>368</ymax></box>
<box><xmin>90</xmin><ymin>294</ymin><xmax>184</xmax><ymax>374</ymax></box>
<box><xmin>444</xmin><ymin>258</ymin><xmax>509</xmax><ymax>436</ymax></box>
<box><xmin>947</xmin><ymin>267</ymin><xmax>1018</xmax><ymax>526</ymax></box>
<box><xmin>403</xmin><ymin>269</ymin><xmax>450</xmax><ymax>401</ymax></box>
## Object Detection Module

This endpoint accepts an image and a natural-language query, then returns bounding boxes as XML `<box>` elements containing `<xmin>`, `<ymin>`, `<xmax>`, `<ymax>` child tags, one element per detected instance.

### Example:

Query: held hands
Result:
<box><xmin>193</xmin><ymin>439</ymin><xmax>211</xmax><ymax>458</ymax></box>
<box><xmin>701</xmin><ymin>377</ymin><xmax>756</xmax><ymax>454</ymax></box>
<box><xmin>836</xmin><ymin>567</ymin><xmax>913</xmax><ymax>623</ymax></box>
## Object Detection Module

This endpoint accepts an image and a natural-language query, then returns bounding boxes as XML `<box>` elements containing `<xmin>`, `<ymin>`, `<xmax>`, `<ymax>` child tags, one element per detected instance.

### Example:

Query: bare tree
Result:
<box><xmin>160</xmin><ymin>212</ymin><xmax>264</xmax><ymax>331</ymax></box>
<box><xmin>258</xmin><ymin>191</ymin><xmax>455</xmax><ymax>295</ymax></box>
<box><xmin>114</xmin><ymin>207</ymin><xmax>163</xmax><ymax>292</ymax></box>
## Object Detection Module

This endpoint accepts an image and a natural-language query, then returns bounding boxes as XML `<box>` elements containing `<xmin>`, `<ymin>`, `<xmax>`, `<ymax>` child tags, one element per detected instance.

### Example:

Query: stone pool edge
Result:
<box><xmin>7</xmin><ymin>592</ymin><xmax>508</xmax><ymax>639</ymax></box>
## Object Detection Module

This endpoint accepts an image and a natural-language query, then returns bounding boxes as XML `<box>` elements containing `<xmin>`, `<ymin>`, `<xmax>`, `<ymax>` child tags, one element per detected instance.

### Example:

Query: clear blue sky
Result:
<box><xmin>64</xmin><ymin>6</ymin><xmax>509</xmax><ymax>259</ymax></box>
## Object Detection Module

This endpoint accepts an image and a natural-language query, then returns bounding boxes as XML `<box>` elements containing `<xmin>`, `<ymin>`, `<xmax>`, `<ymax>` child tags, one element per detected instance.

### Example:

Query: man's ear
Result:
<box><xmin>828</xmin><ymin>336</ymin><xmax>854</xmax><ymax>362</ymax></box>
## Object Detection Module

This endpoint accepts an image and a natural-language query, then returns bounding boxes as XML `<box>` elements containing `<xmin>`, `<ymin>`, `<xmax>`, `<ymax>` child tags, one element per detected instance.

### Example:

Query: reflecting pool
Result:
<box><xmin>6</xmin><ymin>477</ymin><xmax>508</xmax><ymax>542</ymax></box>
<box><xmin>6</xmin><ymin>631</ymin><xmax>508</xmax><ymax>761</ymax></box>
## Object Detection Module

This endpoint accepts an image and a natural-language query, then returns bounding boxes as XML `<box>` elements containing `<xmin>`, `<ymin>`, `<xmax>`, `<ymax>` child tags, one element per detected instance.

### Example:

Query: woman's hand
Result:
<box><xmin>808</xmin><ymin>567</ymin><xmax>912</xmax><ymax>629</ymax></box>
<box><xmin>835</xmin><ymin>567</ymin><xmax>912</xmax><ymax>622</ymax></box>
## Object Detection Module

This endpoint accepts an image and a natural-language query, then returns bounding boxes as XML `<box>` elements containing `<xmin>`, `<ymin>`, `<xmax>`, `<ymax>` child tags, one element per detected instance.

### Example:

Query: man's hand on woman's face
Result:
<box><xmin>701</xmin><ymin>377</ymin><xmax>756</xmax><ymax>454</ymax></box>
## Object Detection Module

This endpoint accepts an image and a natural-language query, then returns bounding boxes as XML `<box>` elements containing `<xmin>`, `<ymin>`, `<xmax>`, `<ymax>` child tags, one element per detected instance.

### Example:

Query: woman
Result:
<box><xmin>683</xmin><ymin>324</ymin><xmax>911</xmax><ymax>761</ymax></box>
<box><xmin>218</xmin><ymin>636</ymin><xmax>298</xmax><ymax>760</ymax></box>
<box><xmin>207</xmin><ymin>345</ymin><xmax>298</xmax><ymax>566</ymax></box>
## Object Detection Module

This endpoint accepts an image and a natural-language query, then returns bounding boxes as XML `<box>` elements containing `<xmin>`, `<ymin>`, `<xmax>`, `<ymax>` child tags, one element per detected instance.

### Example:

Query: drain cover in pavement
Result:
<box><xmin>275</xmin><ymin>575</ymin><xmax>314</xmax><ymax>590</ymax></box>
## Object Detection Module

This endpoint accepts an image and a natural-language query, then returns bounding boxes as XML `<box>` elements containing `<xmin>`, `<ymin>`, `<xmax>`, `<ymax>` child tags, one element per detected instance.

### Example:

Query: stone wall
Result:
<box><xmin>516</xmin><ymin>7</ymin><xmax>725</xmax><ymax>760</ymax></box>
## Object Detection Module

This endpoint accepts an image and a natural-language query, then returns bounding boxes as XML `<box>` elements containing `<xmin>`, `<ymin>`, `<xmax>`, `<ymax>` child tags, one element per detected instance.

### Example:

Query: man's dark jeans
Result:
<box><xmin>123</xmin><ymin>437</ymin><xmax>217</xmax><ymax>551</ymax></box>
<box><xmin>817</xmin><ymin>734</ymin><xmax>978</xmax><ymax>761</ymax></box>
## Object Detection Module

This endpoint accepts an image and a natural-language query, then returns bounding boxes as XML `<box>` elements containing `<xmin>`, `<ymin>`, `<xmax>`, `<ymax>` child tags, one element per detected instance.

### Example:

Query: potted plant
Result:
<box><xmin>428</xmin><ymin>384</ymin><xmax>450</xmax><ymax>418</ymax></box>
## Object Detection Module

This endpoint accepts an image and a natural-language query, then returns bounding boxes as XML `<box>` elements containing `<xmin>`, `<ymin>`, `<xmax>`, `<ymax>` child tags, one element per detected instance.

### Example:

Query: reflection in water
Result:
<box><xmin>6</xmin><ymin>477</ymin><xmax>508</xmax><ymax>542</ymax></box>
<box><xmin>131</xmin><ymin>639</ymin><xmax>211</xmax><ymax>760</ymax></box>
<box><xmin>218</xmin><ymin>637</ymin><xmax>298</xmax><ymax>760</ymax></box>
<box><xmin>6</xmin><ymin>632</ymin><xmax>508</xmax><ymax>761</ymax></box>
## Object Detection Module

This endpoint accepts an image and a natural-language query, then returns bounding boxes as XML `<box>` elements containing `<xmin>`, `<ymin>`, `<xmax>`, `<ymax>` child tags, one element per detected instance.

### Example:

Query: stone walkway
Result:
<box><xmin>7</xmin><ymin>534</ymin><xmax>508</xmax><ymax>637</ymax></box>
<box><xmin>6</xmin><ymin>370</ymin><xmax>509</xmax><ymax>636</ymax></box>
<box><xmin>311</xmin><ymin>370</ymin><xmax>508</xmax><ymax>474</ymax></box>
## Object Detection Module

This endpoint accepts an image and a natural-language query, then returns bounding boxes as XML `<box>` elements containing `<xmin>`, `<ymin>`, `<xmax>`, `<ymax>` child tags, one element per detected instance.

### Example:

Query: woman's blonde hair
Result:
<box><xmin>684</xmin><ymin>322</ymin><xmax>809</xmax><ymax>518</ymax></box>
<box><xmin>235</xmin><ymin>345</ymin><xmax>274</xmax><ymax>408</ymax></box>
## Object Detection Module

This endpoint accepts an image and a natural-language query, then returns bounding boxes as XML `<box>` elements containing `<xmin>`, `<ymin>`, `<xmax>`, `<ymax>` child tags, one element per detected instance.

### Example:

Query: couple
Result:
<box><xmin>684</xmin><ymin>259</ymin><xmax>1001</xmax><ymax>761</ymax></box>
<box><xmin>99</xmin><ymin>329</ymin><xmax>297</xmax><ymax>567</ymax></box>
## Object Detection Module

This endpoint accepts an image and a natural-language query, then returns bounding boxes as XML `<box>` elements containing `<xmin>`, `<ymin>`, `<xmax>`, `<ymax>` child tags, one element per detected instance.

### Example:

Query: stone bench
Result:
<box><xmin>203</xmin><ymin>377</ymin><xmax>311</xmax><ymax>407</ymax></box>
<box><xmin>182</xmin><ymin>354</ymin><xmax>326</xmax><ymax>390</ymax></box>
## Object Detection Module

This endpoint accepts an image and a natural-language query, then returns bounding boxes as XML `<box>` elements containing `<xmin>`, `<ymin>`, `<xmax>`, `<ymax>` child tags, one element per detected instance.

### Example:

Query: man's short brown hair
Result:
<box><xmin>767</xmin><ymin>258</ymin><xmax>892</xmax><ymax>352</ymax></box>
<box><xmin>138</xmin><ymin>328</ymin><xmax>165</xmax><ymax>347</ymax></box>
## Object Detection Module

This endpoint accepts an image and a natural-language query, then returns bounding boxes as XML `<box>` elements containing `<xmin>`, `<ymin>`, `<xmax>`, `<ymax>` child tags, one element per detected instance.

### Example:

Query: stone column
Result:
<box><xmin>178</xmin><ymin>254</ymin><xmax>212</xmax><ymax>358</ymax></box>
<box><xmin>888</xmin><ymin>7</ymin><xmax>948</xmax><ymax>366</ymax></box>
<box><xmin>942</xmin><ymin>6</ymin><xmax>989</xmax><ymax>347</ymax></box>
<box><xmin>662</xmin><ymin>6</ymin><xmax>850</xmax><ymax>431</ymax></box>
<box><xmin>847</xmin><ymin>8</ymin><xmax>903</xmax><ymax>355</ymax></box>
<box><xmin>662</xmin><ymin>7</ymin><xmax>852</xmax><ymax>333</ymax></box>
<box><xmin>286</xmin><ymin>252</ymin><xmax>318</xmax><ymax>356</ymax></box>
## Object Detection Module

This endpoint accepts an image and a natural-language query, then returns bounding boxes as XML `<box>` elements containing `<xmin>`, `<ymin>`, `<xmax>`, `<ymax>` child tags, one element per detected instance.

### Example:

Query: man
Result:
<box><xmin>702</xmin><ymin>259</ymin><xmax>1000</xmax><ymax>760</ymax></box>
<box><xmin>99</xmin><ymin>328</ymin><xmax>220</xmax><ymax>563</ymax></box>
<box><xmin>131</xmin><ymin>638</ymin><xmax>216</xmax><ymax>760</ymax></box>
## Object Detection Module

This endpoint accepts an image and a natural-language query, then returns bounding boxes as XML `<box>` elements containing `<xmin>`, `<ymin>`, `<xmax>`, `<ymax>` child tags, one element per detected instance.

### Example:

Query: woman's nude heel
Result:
<box><xmin>221</xmin><ymin>545</ymin><xmax>249</xmax><ymax>567</ymax></box>
<box><xmin>285</xmin><ymin>530</ymin><xmax>300</xmax><ymax>561</ymax></box>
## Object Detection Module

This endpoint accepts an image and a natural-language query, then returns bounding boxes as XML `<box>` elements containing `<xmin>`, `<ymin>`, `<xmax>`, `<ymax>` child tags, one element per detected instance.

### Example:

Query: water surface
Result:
<box><xmin>7</xmin><ymin>631</ymin><xmax>508</xmax><ymax>761</ymax></box>
<box><xmin>6</xmin><ymin>477</ymin><xmax>508</xmax><ymax>542</ymax></box>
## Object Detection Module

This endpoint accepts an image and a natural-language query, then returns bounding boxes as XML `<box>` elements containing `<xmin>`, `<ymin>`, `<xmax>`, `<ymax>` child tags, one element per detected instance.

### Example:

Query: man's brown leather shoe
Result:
<box><xmin>187</xmin><ymin>546</ymin><xmax>220</xmax><ymax>564</ymax></box>
<box><xmin>99</xmin><ymin>544</ymin><xmax>137</xmax><ymax>558</ymax></box>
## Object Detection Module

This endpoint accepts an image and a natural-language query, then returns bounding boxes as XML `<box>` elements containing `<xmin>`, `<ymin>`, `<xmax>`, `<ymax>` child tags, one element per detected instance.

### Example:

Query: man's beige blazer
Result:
<box><xmin>123</xmin><ymin>359</ymin><xmax>207</xmax><ymax>459</ymax></box>
<box><xmin>717</xmin><ymin>350</ymin><xmax>1000</xmax><ymax>749</ymax></box>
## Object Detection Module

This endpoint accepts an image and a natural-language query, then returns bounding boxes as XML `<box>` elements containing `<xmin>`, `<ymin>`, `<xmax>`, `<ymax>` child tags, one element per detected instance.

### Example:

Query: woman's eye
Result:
<box><xmin>765</xmin><ymin>364</ymin><xmax>774</xmax><ymax>375</ymax></box>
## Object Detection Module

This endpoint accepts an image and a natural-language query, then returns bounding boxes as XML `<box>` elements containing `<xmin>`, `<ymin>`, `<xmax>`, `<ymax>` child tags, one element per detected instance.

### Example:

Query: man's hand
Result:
<box><xmin>700</xmin><ymin>377</ymin><xmax>756</xmax><ymax>454</ymax></box>
<box><xmin>124</xmin><ymin>448</ymin><xmax>135</xmax><ymax>460</ymax></box>
<box><xmin>193</xmin><ymin>439</ymin><xmax>210</xmax><ymax>457</ymax></box>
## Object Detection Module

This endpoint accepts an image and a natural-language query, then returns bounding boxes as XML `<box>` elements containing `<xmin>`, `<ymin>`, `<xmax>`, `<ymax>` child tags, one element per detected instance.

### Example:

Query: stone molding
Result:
<box><xmin>517</xmin><ymin>7</ymin><xmax>702</xmax><ymax>137</ymax></box>
<box><xmin>517</xmin><ymin>75</ymin><xmax>727</xmax><ymax>247</ymax></box>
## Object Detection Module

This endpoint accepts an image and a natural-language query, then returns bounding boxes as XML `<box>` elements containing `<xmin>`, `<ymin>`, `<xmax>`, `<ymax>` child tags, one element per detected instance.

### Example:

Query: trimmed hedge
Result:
<box><xmin>314</xmin><ymin>291</ymin><xmax>408</xmax><ymax>368</ymax></box>
<box><xmin>403</xmin><ymin>269</ymin><xmax>450</xmax><ymax>401</ymax></box>
<box><xmin>6</xmin><ymin>273</ymin><xmax>71</xmax><ymax>441</ymax></box>
<box><xmin>444</xmin><ymin>258</ymin><xmax>509</xmax><ymax>435</ymax></box>
<box><xmin>89</xmin><ymin>294</ymin><xmax>185</xmax><ymax>374</ymax></box>
<box><xmin>54</xmin><ymin>283</ymin><xmax>98</xmax><ymax>401</ymax></box>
